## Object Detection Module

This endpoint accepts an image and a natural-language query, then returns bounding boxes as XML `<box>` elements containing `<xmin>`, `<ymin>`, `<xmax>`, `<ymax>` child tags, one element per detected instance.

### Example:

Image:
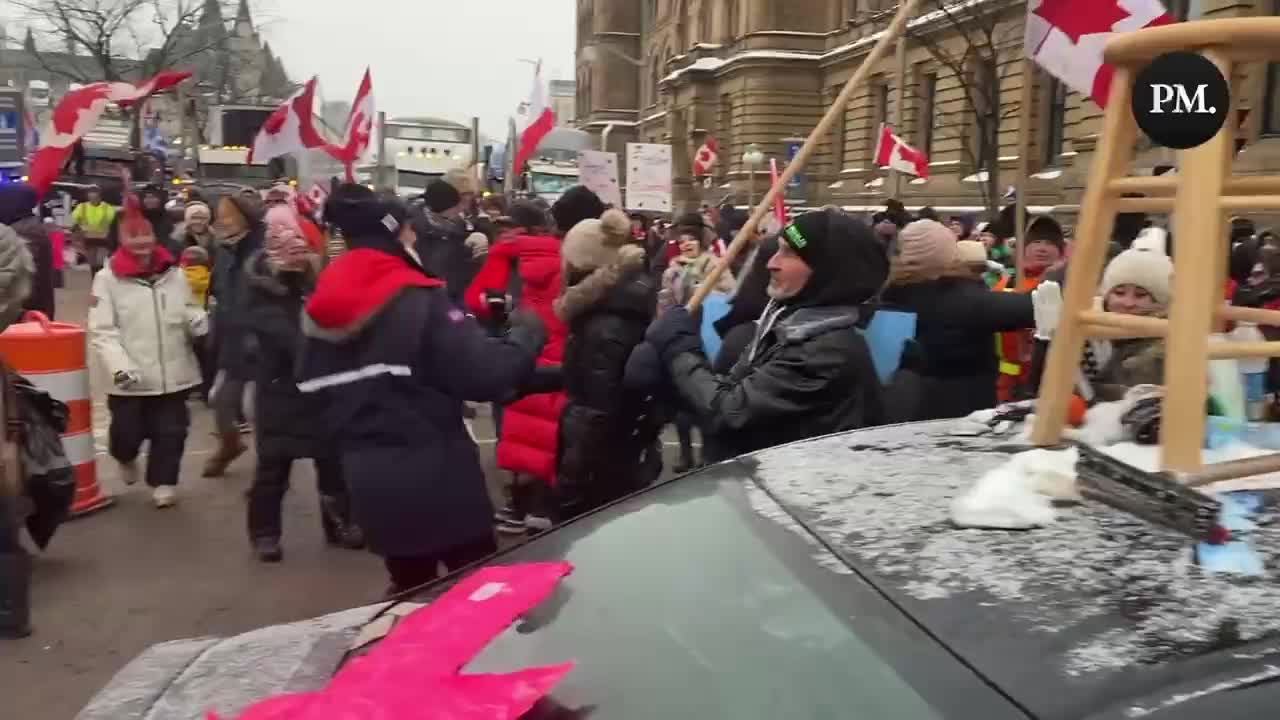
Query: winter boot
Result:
<box><xmin>523</xmin><ymin>481</ymin><xmax>555</xmax><ymax>535</ymax></box>
<box><xmin>202</xmin><ymin>432</ymin><xmax>246</xmax><ymax>477</ymax></box>
<box><xmin>253</xmin><ymin>537</ymin><xmax>283</xmax><ymax>563</ymax></box>
<box><xmin>320</xmin><ymin>495</ymin><xmax>366</xmax><ymax>550</ymax></box>
<box><xmin>493</xmin><ymin>475</ymin><xmax>529</xmax><ymax>535</ymax></box>
<box><xmin>0</xmin><ymin>552</ymin><xmax>32</xmax><ymax>638</ymax></box>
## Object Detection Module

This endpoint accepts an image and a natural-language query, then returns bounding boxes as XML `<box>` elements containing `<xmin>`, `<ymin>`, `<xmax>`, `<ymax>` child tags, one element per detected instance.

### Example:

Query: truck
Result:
<box><xmin>0</xmin><ymin>88</ymin><xmax>26</xmax><ymax>183</ymax></box>
<box><xmin>520</xmin><ymin>126</ymin><xmax>592</xmax><ymax>205</ymax></box>
<box><xmin>197</xmin><ymin>104</ymin><xmax>281</xmax><ymax>186</ymax></box>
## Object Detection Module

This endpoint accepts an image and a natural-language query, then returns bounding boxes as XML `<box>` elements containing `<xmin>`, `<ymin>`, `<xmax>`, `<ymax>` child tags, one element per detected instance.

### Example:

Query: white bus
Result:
<box><xmin>379</xmin><ymin>116</ymin><xmax>473</xmax><ymax>197</ymax></box>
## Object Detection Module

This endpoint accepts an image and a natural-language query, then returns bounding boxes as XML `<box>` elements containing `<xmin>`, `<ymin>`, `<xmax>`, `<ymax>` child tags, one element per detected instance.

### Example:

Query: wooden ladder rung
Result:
<box><xmin>1207</xmin><ymin>340</ymin><xmax>1280</xmax><ymax>358</ymax></box>
<box><xmin>1108</xmin><ymin>175</ymin><xmax>1280</xmax><ymax>196</ymax></box>
<box><xmin>1221</xmin><ymin>196</ymin><xmax>1280</xmax><ymax>211</ymax></box>
<box><xmin>1113</xmin><ymin>197</ymin><xmax>1175</xmax><ymax>212</ymax></box>
<box><xmin>1219</xmin><ymin>305</ymin><xmax>1280</xmax><ymax>326</ymax></box>
<box><xmin>1079</xmin><ymin>310</ymin><xmax>1168</xmax><ymax>338</ymax></box>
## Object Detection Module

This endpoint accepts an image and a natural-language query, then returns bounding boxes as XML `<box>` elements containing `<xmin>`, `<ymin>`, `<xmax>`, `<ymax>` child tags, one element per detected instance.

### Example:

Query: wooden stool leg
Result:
<box><xmin>1159</xmin><ymin>51</ymin><xmax>1233</xmax><ymax>472</ymax></box>
<box><xmin>1030</xmin><ymin>67</ymin><xmax>1138</xmax><ymax>446</ymax></box>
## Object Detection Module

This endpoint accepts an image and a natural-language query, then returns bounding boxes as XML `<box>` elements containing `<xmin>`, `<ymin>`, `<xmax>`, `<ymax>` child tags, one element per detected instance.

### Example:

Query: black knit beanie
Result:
<box><xmin>551</xmin><ymin>185</ymin><xmax>606</xmax><ymax>235</ymax></box>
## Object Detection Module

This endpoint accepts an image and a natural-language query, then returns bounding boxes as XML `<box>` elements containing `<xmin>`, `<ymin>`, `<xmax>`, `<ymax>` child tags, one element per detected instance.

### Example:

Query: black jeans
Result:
<box><xmin>384</xmin><ymin>534</ymin><xmax>498</xmax><ymax>593</ymax></box>
<box><xmin>247</xmin><ymin>454</ymin><xmax>346</xmax><ymax>541</ymax></box>
<box><xmin>107</xmin><ymin>391</ymin><xmax>190</xmax><ymax>487</ymax></box>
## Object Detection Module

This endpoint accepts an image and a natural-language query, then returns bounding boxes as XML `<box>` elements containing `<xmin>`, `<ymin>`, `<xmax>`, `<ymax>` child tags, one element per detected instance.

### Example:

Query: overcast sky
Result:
<box><xmin>1</xmin><ymin>0</ymin><xmax>576</xmax><ymax>140</ymax></box>
<box><xmin>261</xmin><ymin>0</ymin><xmax>576</xmax><ymax>140</ymax></box>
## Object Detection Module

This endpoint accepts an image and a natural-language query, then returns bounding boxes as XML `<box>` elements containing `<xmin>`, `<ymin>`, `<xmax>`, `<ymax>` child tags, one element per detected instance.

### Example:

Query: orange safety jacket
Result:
<box><xmin>993</xmin><ymin>272</ymin><xmax>1044</xmax><ymax>403</ymax></box>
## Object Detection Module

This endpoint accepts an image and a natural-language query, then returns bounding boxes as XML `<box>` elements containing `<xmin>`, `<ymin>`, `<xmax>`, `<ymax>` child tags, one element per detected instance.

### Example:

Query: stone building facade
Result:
<box><xmin>576</xmin><ymin>0</ymin><xmax>1280</xmax><ymax>224</ymax></box>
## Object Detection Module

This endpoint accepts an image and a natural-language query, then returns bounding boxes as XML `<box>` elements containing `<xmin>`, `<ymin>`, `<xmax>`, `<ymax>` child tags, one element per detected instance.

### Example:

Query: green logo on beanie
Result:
<box><xmin>784</xmin><ymin>224</ymin><xmax>808</xmax><ymax>249</ymax></box>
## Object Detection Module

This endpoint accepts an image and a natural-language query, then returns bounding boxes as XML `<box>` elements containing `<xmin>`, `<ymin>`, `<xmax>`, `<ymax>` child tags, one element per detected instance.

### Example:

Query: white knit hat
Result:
<box><xmin>1100</xmin><ymin>227</ymin><xmax>1173</xmax><ymax>306</ymax></box>
<box><xmin>956</xmin><ymin>239</ymin><xmax>988</xmax><ymax>265</ymax></box>
<box><xmin>561</xmin><ymin>208</ymin><xmax>635</xmax><ymax>272</ymax></box>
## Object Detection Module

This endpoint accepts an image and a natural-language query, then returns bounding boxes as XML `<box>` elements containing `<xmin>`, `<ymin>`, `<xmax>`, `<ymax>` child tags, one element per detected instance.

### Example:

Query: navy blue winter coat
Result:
<box><xmin>297</xmin><ymin>245</ymin><xmax>542</xmax><ymax>558</ymax></box>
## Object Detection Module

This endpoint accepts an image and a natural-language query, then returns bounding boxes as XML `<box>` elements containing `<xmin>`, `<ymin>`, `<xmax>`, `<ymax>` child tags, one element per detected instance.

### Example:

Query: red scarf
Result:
<box><xmin>110</xmin><ymin>246</ymin><xmax>176</xmax><ymax>278</ymax></box>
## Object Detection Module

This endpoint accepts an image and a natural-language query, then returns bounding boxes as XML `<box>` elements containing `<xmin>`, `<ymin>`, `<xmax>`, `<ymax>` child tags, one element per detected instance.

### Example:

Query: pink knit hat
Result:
<box><xmin>897</xmin><ymin>219</ymin><xmax>958</xmax><ymax>280</ymax></box>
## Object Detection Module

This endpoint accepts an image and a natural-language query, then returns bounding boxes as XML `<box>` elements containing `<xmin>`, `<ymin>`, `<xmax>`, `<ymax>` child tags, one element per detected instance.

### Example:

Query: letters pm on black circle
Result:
<box><xmin>1131</xmin><ymin>51</ymin><xmax>1230</xmax><ymax>150</ymax></box>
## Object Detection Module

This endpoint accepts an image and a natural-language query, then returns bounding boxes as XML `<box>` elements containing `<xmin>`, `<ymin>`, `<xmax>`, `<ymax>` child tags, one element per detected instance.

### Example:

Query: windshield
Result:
<box><xmin>199</xmin><ymin>164</ymin><xmax>272</xmax><ymax>183</ymax></box>
<box><xmin>460</xmin><ymin>470</ymin><xmax>1023</xmax><ymax>719</ymax></box>
<box><xmin>386</xmin><ymin>125</ymin><xmax>469</xmax><ymax>143</ymax></box>
<box><xmin>396</xmin><ymin>171</ymin><xmax>441</xmax><ymax>190</ymax></box>
<box><xmin>529</xmin><ymin>172</ymin><xmax>578</xmax><ymax>195</ymax></box>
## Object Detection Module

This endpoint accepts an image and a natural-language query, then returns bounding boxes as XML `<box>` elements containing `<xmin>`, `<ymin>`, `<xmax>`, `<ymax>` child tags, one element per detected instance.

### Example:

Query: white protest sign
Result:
<box><xmin>625</xmin><ymin>143</ymin><xmax>672</xmax><ymax>213</ymax></box>
<box><xmin>577</xmin><ymin>150</ymin><xmax>622</xmax><ymax>208</ymax></box>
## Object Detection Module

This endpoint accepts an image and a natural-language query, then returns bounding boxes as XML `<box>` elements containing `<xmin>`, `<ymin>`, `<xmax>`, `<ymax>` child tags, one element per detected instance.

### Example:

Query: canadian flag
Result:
<box><xmin>512</xmin><ymin>61</ymin><xmax>555</xmax><ymax>177</ymax></box>
<box><xmin>692</xmin><ymin>137</ymin><xmax>719</xmax><ymax>177</ymax></box>
<box><xmin>248</xmin><ymin>76</ymin><xmax>328</xmax><ymax>164</ymax></box>
<box><xmin>325</xmin><ymin>68</ymin><xmax>375</xmax><ymax>181</ymax></box>
<box><xmin>1026</xmin><ymin>0</ymin><xmax>1173</xmax><ymax>108</ymax></box>
<box><xmin>874</xmin><ymin>124</ymin><xmax>929</xmax><ymax>179</ymax></box>
<box><xmin>26</xmin><ymin>71</ymin><xmax>191</xmax><ymax>196</ymax></box>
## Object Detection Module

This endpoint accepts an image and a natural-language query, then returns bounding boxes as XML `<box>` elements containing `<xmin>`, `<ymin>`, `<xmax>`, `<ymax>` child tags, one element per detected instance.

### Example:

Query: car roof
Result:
<box><xmin>743</xmin><ymin>421</ymin><xmax>1280</xmax><ymax>720</ymax></box>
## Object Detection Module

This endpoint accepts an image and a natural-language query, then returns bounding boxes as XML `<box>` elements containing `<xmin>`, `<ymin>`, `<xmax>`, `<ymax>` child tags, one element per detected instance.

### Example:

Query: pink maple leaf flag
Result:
<box><xmin>216</xmin><ymin>562</ymin><xmax>576</xmax><ymax>720</ymax></box>
<box><xmin>324</xmin><ymin>68</ymin><xmax>375</xmax><ymax>182</ymax></box>
<box><xmin>1026</xmin><ymin>0</ymin><xmax>1174</xmax><ymax>108</ymax></box>
<box><xmin>874</xmin><ymin>124</ymin><xmax>929</xmax><ymax>179</ymax></box>
<box><xmin>512</xmin><ymin>61</ymin><xmax>555</xmax><ymax>177</ymax></box>
<box><xmin>248</xmin><ymin>77</ymin><xmax>329</xmax><ymax>164</ymax></box>
<box><xmin>27</xmin><ymin>71</ymin><xmax>191</xmax><ymax>196</ymax></box>
<box><xmin>693</xmin><ymin>137</ymin><xmax>719</xmax><ymax>177</ymax></box>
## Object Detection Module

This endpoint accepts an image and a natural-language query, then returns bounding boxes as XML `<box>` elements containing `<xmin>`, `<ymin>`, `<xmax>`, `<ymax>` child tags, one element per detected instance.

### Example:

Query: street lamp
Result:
<box><xmin>582</xmin><ymin>44</ymin><xmax>646</xmax><ymax>68</ymax></box>
<box><xmin>743</xmin><ymin>143</ymin><xmax>765</xmax><ymax>207</ymax></box>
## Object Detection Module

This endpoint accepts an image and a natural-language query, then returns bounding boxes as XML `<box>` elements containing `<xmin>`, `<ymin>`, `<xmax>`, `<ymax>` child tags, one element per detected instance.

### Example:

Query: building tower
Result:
<box><xmin>576</xmin><ymin>0</ymin><xmax>641</xmax><ymax>155</ymax></box>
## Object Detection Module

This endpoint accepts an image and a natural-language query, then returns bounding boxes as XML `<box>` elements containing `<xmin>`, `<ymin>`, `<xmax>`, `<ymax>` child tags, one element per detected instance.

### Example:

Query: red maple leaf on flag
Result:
<box><xmin>1033</xmin><ymin>0</ymin><xmax>1131</xmax><ymax>45</ymax></box>
<box><xmin>50</xmin><ymin>84</ymin><xmax>111</xmax><ymax>136</ymax></box>
<box><xmin>261</xmin><ymin>103</ymin><xmax>290</xmax><ymax>135</ymax></box>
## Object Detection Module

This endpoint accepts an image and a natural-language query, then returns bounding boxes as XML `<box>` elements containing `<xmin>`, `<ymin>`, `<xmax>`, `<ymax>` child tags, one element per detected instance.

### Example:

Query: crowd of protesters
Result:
<box><xmin>0</xmin><ymin>160</ymin><xmax>1217</xmax><ymax>630</ymax></box>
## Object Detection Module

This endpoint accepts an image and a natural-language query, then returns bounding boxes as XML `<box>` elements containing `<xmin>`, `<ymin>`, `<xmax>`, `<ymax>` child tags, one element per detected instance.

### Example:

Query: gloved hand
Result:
<box><xmin>464</xmin><ymin>232</ymin><xmax>489</xmax><ymax>259</ymax></box>
<box><xmin>1032</xmin><ymin>281</ymin><xmax>1063</xmax><ymax>341</ymax></box>
<box><xmin>113</xmin><ymin>370</ymin><xmax>141</xmax><ymax>390</ymax></box>
<box><xmin>624</xmin><ymin>341</ymin><xmax>666</xmax><ymax>391</ymax></box>
<box><xmin>644</xmin><ymin>306</ymin><xmax>702</xmax><ymax>363</ymax></box>
<box><xmin>188</xmin><ymin>310</ymin><xmax>209</xmax><ymax>338</ymax></box>
<box><xmin>506</xmin><ymin>309</ymin><xmax>547</xmax><ymax>356</ymax></box>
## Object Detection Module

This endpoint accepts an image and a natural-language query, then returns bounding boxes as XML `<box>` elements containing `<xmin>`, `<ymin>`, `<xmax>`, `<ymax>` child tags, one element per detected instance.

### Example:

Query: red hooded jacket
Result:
<box><xmin>465</xmin><ymin>233</ymin><xmax>567</xmax><ymax>485</ymax></box>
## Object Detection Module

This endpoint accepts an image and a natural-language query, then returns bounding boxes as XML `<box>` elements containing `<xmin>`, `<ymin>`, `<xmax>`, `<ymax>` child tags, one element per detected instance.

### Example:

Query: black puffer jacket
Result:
<box><xmin>414</xmin><ymin>211</ymin><xmax>482</xmax><ymax>306</ymax></box>
<box><xmin>10</xmin><ymin>218</ymin><xmax>54</xmax><ymax>320</ymax></box>
<box><xmin>243</xmin><ymin>251</ymin><xmax>329</xmax><ymax>460</ymax></box>
<box><xmin>554</xmin><ymin>244</ymin><xmax>663</xmax><ymax>515</ymax></box>
<box><xmin>209</xmin><ymin>201</ymin><xmax>264</xmax><ymax>380</ymax></box>
<box><xmin>882</xmin><ymin>275</ymin><xmax>1033</xmax><ymax>419</ymax></box>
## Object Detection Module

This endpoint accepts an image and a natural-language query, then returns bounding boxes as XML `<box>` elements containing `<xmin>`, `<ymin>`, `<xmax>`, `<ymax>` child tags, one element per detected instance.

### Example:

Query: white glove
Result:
<box><xmin>1032</xmin><ymin>281</ymin><xmax>1063</xmax><ymax>340</ymax></box>
<box><xmin>464</xmin><ymin>232</ymin><xmax>489</xmax><ymax>259</ymax></box>
<box><xmin>188</xmin><ymin>310</ymin><xmax>209</xmax><ymax>338</ymax></box>
<box><xmin>113</xmin><ymin>370</ymin><xmax>142</xmax><ymax>390</ymax></box>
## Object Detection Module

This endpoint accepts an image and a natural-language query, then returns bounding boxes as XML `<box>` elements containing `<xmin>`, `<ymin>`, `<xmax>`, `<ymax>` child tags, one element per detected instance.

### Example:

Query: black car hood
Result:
<box><xmin>745</xmin><ymin>422</ymin><xmax>1280</xmax><ymax>720</ymax></box>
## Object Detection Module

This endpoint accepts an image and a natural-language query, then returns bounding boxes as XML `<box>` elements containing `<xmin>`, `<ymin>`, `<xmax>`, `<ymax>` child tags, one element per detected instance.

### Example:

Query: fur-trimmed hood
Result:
<box><xmin>554</xmin><ymin>244</ymin><xmax>651</xmax><ymax>324</ymax></box>
<box><xmin>243</xmin><ymin>249</ymin><xmax>321</xmax><ymax>298</ymax></box>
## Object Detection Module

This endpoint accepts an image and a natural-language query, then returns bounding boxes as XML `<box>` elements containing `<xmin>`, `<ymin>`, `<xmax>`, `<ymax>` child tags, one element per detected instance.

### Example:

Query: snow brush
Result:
<box><xmin>1074</xmin><ymin>443</ymin><xmax>1227</xmax><ymax>543</ymax></box>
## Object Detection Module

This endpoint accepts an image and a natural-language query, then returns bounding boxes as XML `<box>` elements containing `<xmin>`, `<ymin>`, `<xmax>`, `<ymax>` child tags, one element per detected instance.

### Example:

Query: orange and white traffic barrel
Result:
<box><xmin>0</xmin><ymin>311</ymin><xmax>109</xmax><ymax>516</ymax></box>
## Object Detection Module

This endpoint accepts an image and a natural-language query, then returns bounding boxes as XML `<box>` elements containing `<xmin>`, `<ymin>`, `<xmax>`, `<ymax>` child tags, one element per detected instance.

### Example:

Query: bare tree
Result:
<box><xmin>856</xmin><ymin>0</ymin><xmax>1025</xmax><ymax>216</ymax></box>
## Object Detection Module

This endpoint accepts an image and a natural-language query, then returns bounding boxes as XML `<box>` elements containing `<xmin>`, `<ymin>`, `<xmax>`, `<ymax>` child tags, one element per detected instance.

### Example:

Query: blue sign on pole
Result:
<box><xmin>785</xmin><ymin>140</ymin><xmax>803</xmax><ymax>190</ymax></box>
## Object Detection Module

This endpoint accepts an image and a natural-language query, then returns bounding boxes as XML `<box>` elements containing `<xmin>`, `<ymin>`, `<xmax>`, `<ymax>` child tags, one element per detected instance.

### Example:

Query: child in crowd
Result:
<box><xmin>180</xmin><ymin>245</ymin><xmax>214</xmax><ymax>400</ymax></box>
<box><xmin>658</xmin><ymin>217</ymin><xmax>736</xmax><ymax>472</ymax></box>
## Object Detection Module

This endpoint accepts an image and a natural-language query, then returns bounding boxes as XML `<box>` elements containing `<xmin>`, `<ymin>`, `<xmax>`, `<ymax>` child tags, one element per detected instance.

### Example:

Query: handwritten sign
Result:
<box><xmin>577</xmin><ymin>150</ymin><xmax>621</xmax><ymax>208</ymax></box>
<box><xmin>625</xmin><ymin>143</ymin><xmax>672</xmax><ymax>213</ymax></box>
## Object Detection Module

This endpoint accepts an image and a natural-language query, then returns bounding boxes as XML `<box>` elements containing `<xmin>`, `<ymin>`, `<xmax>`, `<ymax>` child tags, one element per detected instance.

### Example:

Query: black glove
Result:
<box><xmin>645</xmin><ymin>306</ymin><xmax>702</xmax><ymax>364</ymax></box>
<box><xmin>506</xmin><ymin>309</ymin><xmax>547</xmax><ymax>356</ymax></box>
<box><xmin>483</xmin><ymin>290</ymin><xmax>511</xmax><ymax>327</ymax></box>
<box><xmin>624</xmin><ymin>341</ymin><xmax>666</xmax><ymax>392</ymax></box>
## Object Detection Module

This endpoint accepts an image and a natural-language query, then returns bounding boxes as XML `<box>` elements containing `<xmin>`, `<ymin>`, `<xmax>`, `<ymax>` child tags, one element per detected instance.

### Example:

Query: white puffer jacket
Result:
<box><xmin>89</xmin><ymin>263</ymin><xmax>208</xmax><ymax>396</ymax></box>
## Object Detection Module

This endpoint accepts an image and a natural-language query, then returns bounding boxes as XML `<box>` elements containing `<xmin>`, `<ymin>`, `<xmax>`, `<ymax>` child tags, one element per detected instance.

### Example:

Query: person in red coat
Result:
<box><xmin>464</xmin><ymin>201</ymin><xmax>567</xmax><ymax>535</ymax></box>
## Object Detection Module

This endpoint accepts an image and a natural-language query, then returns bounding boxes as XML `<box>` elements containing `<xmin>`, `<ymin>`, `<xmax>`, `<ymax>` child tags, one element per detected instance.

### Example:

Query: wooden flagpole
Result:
<box><xmin>687</xmin><ymin>0</ymin><xmax>925</xmax><ymax>312</ymax></box>
<box><xmin>1014</xmin><ymin>57</ymin><xmax>1036</xmax><ymax>287</ymax></box>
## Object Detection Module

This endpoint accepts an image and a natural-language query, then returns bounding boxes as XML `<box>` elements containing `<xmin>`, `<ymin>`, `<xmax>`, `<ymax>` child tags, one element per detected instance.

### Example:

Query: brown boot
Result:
<box><xmin>202</xmin><ymin>432</ymin><xmax>246</xmax><ymax>477</ymax></box>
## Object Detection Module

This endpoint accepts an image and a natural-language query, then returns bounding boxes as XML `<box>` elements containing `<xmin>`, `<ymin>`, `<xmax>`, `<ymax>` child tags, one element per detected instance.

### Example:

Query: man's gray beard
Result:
<box><xmin>766</xmin><ymin>282</ymin><xmax>798</xmax><ymax>301</ymax></box>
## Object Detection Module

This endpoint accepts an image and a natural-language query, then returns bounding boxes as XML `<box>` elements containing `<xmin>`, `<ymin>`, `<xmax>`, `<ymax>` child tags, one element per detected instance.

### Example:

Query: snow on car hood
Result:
<box><xmin>743</xmin><ymin>421</ymin><xmax>1280</xmax><ymax>718</ymax></box>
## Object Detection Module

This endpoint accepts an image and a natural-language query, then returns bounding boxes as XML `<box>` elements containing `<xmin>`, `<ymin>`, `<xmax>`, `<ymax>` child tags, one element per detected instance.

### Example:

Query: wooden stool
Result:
<box><xmin>1031</xmin><ymin>18</ymin><xmax>1280</xmax><ymax>476</ymax></box>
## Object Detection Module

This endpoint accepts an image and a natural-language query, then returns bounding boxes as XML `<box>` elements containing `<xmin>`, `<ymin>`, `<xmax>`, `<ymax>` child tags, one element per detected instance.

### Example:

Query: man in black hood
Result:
<box><xmin>639</xmin><ymin>208</ymin><xmax>889</xmax><ymax>461</ymax></box>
